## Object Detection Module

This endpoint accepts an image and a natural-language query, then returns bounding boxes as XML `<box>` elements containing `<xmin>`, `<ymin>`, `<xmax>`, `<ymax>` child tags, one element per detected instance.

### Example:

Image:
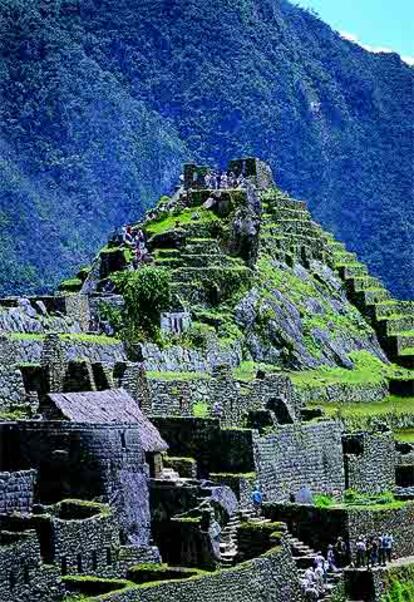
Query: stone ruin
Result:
<box><xmin>0</xmin><ymin>158</ymin><xmax>413</xmax><ymax>602</ymax></box>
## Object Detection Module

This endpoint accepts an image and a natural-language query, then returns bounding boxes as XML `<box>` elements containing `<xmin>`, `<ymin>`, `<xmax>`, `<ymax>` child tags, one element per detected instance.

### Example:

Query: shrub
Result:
<box><xmin>112</xmin><ymin>267</ymin><xmax>171</xmax><ymax>341</ymax></box>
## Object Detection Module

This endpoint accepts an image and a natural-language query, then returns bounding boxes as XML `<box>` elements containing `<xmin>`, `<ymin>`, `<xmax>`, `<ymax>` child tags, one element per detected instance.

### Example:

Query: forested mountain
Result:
<box><xmin>0</xmin><ymin>0</ymin><xmax>413</xmax><ymax>296</ymax></box>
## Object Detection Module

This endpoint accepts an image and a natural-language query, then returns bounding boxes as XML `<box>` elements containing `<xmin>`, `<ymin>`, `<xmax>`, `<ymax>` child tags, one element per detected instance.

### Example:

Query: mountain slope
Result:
<box><xmin>0</xmin><ymin>0</ymin><xmax>413</xmax><ymax>296</ymax></box>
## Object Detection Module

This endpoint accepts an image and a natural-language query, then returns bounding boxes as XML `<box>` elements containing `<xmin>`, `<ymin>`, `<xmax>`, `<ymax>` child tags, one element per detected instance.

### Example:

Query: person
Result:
<box><xmin>384</xmin><ymin>534</ymin><xmax>394</xmax><ymax>563</ymax></box>
<box><xmin>370</xmin><ymin>537</ymin><xmax>379</xmax><ymax>567</ymax></box>
<box><xmin>327</xmin><ymin>544</ymin><xmax>337</xmax><ymax>572</ymax></box>
<box><xmin>228</xmin><ymin>171</ymin><xmax>237</xmax><ymax>187</ymax></box>
<box><xmin>304</xmin><ymin>567</ymin><xmax>315</xmax><ymax>585</ymax></box>
<box><xmin>365</xmin><ymin>538</ymin><xmax>372</xmax><ymax>569</ymax></box>
<box><xmin>314</xmin><ymin>564</ymin><xmax>325</xmax><ymax>594</ymax></box>
<box><xmin>212</xmin><ymin>401</ymin><xmax>224</xmax><ymax>418</ymax></box>
<box><xmin>314</xmin><ymin>551</ymin><xmax>325</xmax><ymax>569</ymax></box>
<box><xmin>210</xmin><ymin>172</ymin><xmax>218</xmax><ymax>190</ymax></box>
<box><xmin>237</xmin><ymin>174</ymin><xmax>247</xmax><ymax>188</ymax></box>
<box><xmin>355</xmin><ymin>536</ymin><xmax>366</xmax><ymax>568</ymax></box>
<box><xmin>221</xmin><ymin>173</ymin><xmax>228</xmax><ymax>189</ymax></box>
<box><xmin>123</xmin><ymin>225</ymin><xmax>135</xmax><ymax>247</ymax></box>
<box><xmin>334</xmin><ymin>536</ymin><xmax>347</xmax><ymax>568</ymax></box>
<box><xmin>204</xmin><ymin>173</ymin><xmax>212</xmax><ymax>188</ymax></box>
<box><xmin>378</xmin><ymin>534</ymin><xmax>387</xmax><ymax>567</ymax></box>
<box><xmin>251</xmin><ymin>487</ymin><xmax>263</xmax><ymax>516</ymax></box>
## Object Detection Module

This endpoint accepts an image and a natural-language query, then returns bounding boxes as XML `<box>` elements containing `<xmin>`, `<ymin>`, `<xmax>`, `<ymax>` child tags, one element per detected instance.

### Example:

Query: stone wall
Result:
<box><xmin>145</xmin><ymin>377</ymin><xmax>210</xmax><ymax>416</ymax></box>
<box><xmin>292</xmin><ymin>381</ymin><xmax>389</xmax><ymax>408</ymax></box>
<box><xmin>0</xmin><ymin>530</ymin><xmax>62</xmax><ymax>602</ymax></box>
<box><xmin>64</xmin><ymin>294</ymin><xmax>91</xmax><ymax>332</ymax></box>
<box><xmin>265</xmin><ymin>501</ymin><xmax>414</xmax><ymax>561</ymax></box>
<box><xmin>74</xmin><ymin>541</ymin><xmax>305</xmax><ymax>602</ymax></box>
<box><xmin>343</xmin><ymin>431</ymin><xmax>396</xmax><ymax>494</ymax></box>
<box><xmin>51</xmin><ymin>502</ymin><xmax>120</xmax><ymax>578</ymax></box>
<box><xmin>152</xmin><ymin>417</ymin><xmax>255</xmax><ymax>478</ymax></box>
<box><xmin>130</xmin><ymin>370</ymin><xmax>293</xmax><ymax>428</ymax></box>
<box><xmin>0</xmin><ymin>421</ymin><xmax>151</xmax><ymax>547</ymax></box>
<box><xmin>371</xmin><ymin>560</ymin><xmax>414</xmax><ymax>601</ymax></box>
<box><xmin>0</xmin><ymin>470</ymin><xmax>36</xmax><ymax>515</ymax></box>
<box><xmin>347</xmin><ymin>502</ymin><xmax>414</xmax><ymax>559</ymax></box>
<box><xmin>253</xmin><ymin>421</ymin><xmax>345</xmax><ymax>501</ymax></box>
<box><xmin>0</xmin><ymin>335</ymin><xmax>125</xmax><ymax>367</ymax></box>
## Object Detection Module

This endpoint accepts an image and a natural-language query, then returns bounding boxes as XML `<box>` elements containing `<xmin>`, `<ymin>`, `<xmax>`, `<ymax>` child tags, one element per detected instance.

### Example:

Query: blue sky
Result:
<box><xmin>295</xmin><ymin>0</ymin><xmax>414</xmax><ymax>64</ymax></box>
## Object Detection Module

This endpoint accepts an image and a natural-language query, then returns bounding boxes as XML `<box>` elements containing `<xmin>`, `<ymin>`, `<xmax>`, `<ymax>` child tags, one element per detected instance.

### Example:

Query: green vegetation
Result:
<box><xmin>232</xmin><ymin>361</ymin><xmax>281</xmax><ymax>382</ymax></box>
<box><xmin>315</xmin><ymin>490</ymin><xmax>405</xmax><ymax>511</ymax></box>
<box><xmin>59</xmin><ymin>333</ymin><xmax>121</xmax><ymax>346</ymax></box>
<box><xmin>111</xmin><ymin>267</ymin><xmax>171</xmax><ymax>341</ymax></box>
<box><xmin>58</xmin><ymin>278</ymin><xmax>83</xmax><ymax>292</ymax></box>
<box><xmin>396</xmin><ymin>429</ymin><xmax>414</xmax><ymax>443</ymax></box>
<box><xmin>310</xmin><ymin>395</ymin><xmax>414</xmax><ymax>432</ymax></box>
<box><xmin>380</xmin><ymin>565</ymin><xmax>414</xmax><ymax>602</ymax></box>
<box><xmin>192</xmin><ymin>401</ymin><xmax>209</xmax><ymax>418</ymax></box>
<box><xmin>146</xmin><ymin>371</ymin><xmax>209</xmax><ymax>382</ymax></box>
<box><xmin>291</xmin><ymin>351</ymin><xmax>401</xmax><ymax>390</ymax></box>
<box><xmin>145</xmin><ymin>207</ymin><xmax>219</xmax><ymax>236</ymax></box>
<box><xmin>0</xmin><ymin>0</ymin><xmax>412</xmax><ymax>298</ymax></box>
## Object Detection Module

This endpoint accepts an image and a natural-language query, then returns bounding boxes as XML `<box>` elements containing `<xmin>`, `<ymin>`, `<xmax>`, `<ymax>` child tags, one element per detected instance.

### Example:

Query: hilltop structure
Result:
<box><xmin>0</xmin><ymin>159</ymin><xmax>413</xmax><ymax>602</ymax></box>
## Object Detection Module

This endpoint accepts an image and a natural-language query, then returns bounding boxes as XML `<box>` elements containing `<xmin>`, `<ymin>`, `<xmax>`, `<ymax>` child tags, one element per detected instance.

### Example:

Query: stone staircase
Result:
<box><xmin>328</xmin><ymin>240</ymin><xmax>414</xmax><ymax>373</ymax></box>
<box><xmin>285</xmin><ymin>532</ymin><xmax>344</xmax><ymax>601</ymax></box>
<box><xmin>218</xmin><ymin>509</ymin><xmax>257</xmax><ymax>567</ymax></box>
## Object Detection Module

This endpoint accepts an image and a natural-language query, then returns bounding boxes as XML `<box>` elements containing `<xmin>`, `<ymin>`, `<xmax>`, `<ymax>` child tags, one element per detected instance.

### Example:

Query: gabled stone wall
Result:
<box><xmin>0</xmin><ymin>422</ymin><xmax>151</xmax><ymax>547</ymax></box>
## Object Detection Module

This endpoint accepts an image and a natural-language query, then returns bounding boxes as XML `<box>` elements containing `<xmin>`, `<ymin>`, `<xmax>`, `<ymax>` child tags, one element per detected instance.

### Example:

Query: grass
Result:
<box><xmin>315</xmin><ymin>490</ymin><xmax>406</xmax><ymax>512</ymax></box>
<box><xmin>146</xmin><ymin>371</ymin><xmax>210</xmax><ymax>382</ymax></box>
<box><xmin>395</xmin><ymin>429</ymin><xmax>414</xmax><ymax>443</ymax></box>
<box><xmin>232</xmin><ymin>360</ymin><xmax>281</xmax><ymax>382</ymax></box>
<box><xmin>192</xmin><ymin>401</ymin><xmax>209</xmax><ymax>418</ymax></box>
<box><xmin>311</xmin><ymin>395</ymin><xmax>414</xmax><ymax>417</ymax></box>
<box><xmin>6</xmin><ymin>332</ymin><xmax>121</xmax><ymax>345</ymax></box>
<box><xmin>290</xmin><ymin>351</ymin><xmax>409</xmax><ymax>390</ymax></box>
<box><xmin>59</xmin><ymin>333</ymin><xmax>122</xmax><ymax>346</ymax></box>
<box><xmin>145</xmin><ymin>207</ymin><xmax>219</xmax><ymax>236</ymax></box>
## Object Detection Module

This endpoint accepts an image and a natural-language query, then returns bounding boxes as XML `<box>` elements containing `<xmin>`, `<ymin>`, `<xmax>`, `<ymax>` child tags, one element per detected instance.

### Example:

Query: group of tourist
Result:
<box><xmin>301</xmin><ymin>543</ymin><xmax>340</xmax><ymax>600</ymax></box>
<box><xmin>122</xmin><ymin>225</ymin><xmax>150</xmax><ymax>268</ymax></box>
<box><xmin>203</xmin><ymin>170</ymin><xmax>247</xmax><ymax>190</ymax></box>
<box><xmin>354</xmin><ymin>533</ymin><xmax>394</xmax><ymax>568</ymax></box>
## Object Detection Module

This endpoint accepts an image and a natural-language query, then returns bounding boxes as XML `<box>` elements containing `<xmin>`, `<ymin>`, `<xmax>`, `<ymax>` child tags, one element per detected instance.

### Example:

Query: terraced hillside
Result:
<box><xmin>68</xmin><ymin>160</ymin><xmax>413</xmax><ymax>380</ymax></box>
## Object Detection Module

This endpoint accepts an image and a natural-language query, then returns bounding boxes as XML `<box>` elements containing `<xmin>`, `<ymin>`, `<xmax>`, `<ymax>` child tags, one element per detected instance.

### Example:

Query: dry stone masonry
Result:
<box><xmin>0</xmin><ymin>158</ymin><xmax>413</xmax><ymax>602</ymax></box>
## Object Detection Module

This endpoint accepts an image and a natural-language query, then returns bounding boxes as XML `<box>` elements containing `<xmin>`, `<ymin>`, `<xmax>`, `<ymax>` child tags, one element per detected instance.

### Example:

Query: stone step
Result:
<box><xmin>337</xmin><ymin>263</ymin><xmax>368</xmax><ymax>279</ymax></box>
<box><xmin>377</xmin><ymin>315</ymin><xmax>414</xmax><ymax>335</ymax></box>
<box><xmin>374</xmin><ymin>300</ymin><xmax>414</xmax><ymax>320</ymax></box>
<box><xmin>362</xmin><ymin>288</ymin><xmax>391</xmax><ymax>305</ymax></box>
<box><xmin>393</xmin><ymin>330</ymin><xmax>414</xmax><ymax>354</ymax></box>
<box><xmin>396</xmin><ymin>351</ymin><xmax>414</xmax><ymax>369</ymax></box>
<box><xmin>293</xmin><ymin>555</ymin><xmax>317</xmax><ymax>569</ymax></box>
<box><xmin>349</xmin><ymin>275</ymin><xmax>382</xmax><ymax>292</ymax></box>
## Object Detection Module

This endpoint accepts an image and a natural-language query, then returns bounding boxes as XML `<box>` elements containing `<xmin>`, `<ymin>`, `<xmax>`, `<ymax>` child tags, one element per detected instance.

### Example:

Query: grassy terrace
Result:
<box><xmin>145</xmin><ymin>207</ymin><xmax>220</xmax><ymax>235</ymax></box>
<box><xmin>146</xmin><ymin>371</ymin><xmax>210</xmax><ymax>381</ymax></box>
<box><xmin>6</xmin><ymin>332</ymin><xmax>121</xmax><ymax>345</ymax></box>
<box><xmin>289</xmin><ymin>351</ymin><xmax>409</xmax><ymax>389</ymax></box>
<box><xmin>395</xmin><ymin>429</ymin><xmax>414</xmax><ymax>443</ymax></box>
<box><xmin>308</xmin><ymin>395</ymin><xmax>414</xmax><ymax>434</ymax></box>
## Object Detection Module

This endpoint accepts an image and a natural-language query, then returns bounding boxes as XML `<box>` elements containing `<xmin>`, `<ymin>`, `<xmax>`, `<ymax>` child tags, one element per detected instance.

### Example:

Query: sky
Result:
<box><xmin>294</xmin><ymin>0</ymin><xmax>414</xmax><ymax>65</ymax></box>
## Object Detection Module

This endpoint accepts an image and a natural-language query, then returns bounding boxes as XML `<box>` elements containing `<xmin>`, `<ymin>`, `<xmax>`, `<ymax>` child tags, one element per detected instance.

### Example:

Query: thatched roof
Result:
<box><xmin>47</xmin><ymin>388</ymin><xmax>167</xmax><ymax>452</ymax></box>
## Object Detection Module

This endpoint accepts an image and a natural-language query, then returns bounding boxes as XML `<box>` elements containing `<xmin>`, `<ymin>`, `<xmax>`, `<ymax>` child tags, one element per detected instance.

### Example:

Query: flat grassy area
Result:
<box><xmin>146</xmin><ymin>371</ymin><xmax>210</xmax><ymax>382</ymax></box>
<box><xmin>145</xmin><ymin>207</ymin><xmax>219</xmax><ymax>236</ymax></box>
<box><xmin>310</xmin><ymin>395</ymin><xmax>414</xmax><ymax>419</ymax></box>
<box><xmin>232</xmin><ymin>361</ymin><xmax>281</xmax><ymax>382</ymax></box>
<box><xmin>6</xmin><ymin>332</ymin><xmax>121</xmax><ymax>345</ymax></box>
<box><xmin>290</xmin><ymin>351</ymin><xmax>411</xmax><ymax>390</ymax></box>
<box><xmin>395</xmin><ymin>429</ymin><xmax>414</xmax><ymax>443</ymax></box>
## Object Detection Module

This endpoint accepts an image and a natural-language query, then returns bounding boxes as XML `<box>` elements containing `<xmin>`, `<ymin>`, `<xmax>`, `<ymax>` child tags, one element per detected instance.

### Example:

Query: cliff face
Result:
<box><xmin>1</xmin><ymin>0</ymin><xmax>413</xmax><ymax>296</ymax></box>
